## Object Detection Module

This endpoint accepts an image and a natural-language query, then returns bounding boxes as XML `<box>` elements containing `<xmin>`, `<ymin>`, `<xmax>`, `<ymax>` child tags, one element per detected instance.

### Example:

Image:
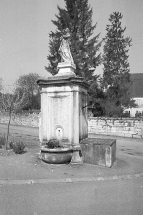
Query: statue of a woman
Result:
<box><xmin>59</xmin><ymin>28</ymin><xmax>74</xmax><ymax>64</ymax></box>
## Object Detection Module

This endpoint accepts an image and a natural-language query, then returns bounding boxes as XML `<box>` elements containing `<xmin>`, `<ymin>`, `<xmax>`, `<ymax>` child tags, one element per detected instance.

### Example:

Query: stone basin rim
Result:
<box><xmin>40</xmin><ymin>147</ymin><xmax>73</xmax><ymax>153</ymax></box>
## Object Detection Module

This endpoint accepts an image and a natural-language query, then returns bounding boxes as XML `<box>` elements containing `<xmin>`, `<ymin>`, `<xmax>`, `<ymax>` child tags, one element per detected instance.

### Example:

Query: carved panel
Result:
<box><xmin>50</xmin><ymin>95</ymin><xmax>70</xmax><ymax>138</ymax></box>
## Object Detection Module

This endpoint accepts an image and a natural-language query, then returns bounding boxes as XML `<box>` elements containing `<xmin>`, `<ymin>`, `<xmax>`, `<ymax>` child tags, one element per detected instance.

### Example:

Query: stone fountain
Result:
<box><xmin>37</xmin><ymin>28</ymin><xmax>116</xmax><ymax>167</ymax></box>
<box><xmin>37</xmin><ymin>28</ymin><xmax>89</xmax><ymax>164</ymax></box>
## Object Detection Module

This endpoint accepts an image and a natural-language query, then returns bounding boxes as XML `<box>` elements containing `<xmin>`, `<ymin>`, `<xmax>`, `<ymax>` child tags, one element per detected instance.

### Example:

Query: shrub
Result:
<box><xmin>12</xmin><ymin>141</ymin><xmax>25</xmax><ymax>154</ymax></box>
<box><xmin>9</xmin><ymin>141</ymin><xmax>14</xmax><ymax>149</ymax></box>
<box><xmin>0</xmin><ymin>135</ymin><xmax>6</xmax><ymax>148</ymax></box>
<box><xmin>46</xmin><ymin>139</ymin><xmax>61</xmax><ymax>149</ymax></box>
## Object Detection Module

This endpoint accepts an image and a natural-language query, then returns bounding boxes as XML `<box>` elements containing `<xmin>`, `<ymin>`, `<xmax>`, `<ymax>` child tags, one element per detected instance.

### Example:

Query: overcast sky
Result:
<box><xmin>0</xmin><ymin>0</ymin><xmax>143</xmax><ymax>87</ymax></box>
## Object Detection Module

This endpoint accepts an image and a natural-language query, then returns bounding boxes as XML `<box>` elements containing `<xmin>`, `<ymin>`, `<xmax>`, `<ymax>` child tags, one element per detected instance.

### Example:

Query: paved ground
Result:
<box><xmin>0</xmin><ymin>123</ymin><xmax>143</xmax><ymax>215</ymax></box>
<box><xmin>1</xmin><ymin>178</ymin><xmax>143</xmax><ymax>215</ymax></box>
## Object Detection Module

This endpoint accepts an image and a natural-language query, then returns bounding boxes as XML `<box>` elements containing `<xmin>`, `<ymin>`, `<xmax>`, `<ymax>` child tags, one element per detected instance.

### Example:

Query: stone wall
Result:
<box><xmin>88</xmin><ymin>117</ymin><xmax>143</xmax><ymax>138</ymax></box>
<box><xmin>0</xmin><ymin>112</ymin><xmax>39</xmax><ymax>128</ymax></box>
<box><xmin>0</xmin><ymin>113</ymin><xmax>143</xmax><ymax>138</ymax></box>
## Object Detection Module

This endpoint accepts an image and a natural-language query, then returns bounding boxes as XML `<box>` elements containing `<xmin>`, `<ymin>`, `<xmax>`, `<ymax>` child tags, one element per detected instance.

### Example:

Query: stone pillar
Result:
<box><xmin>37</xmin><ymin>62</ymin><xmax>89</xmax><ymax>163</ymax></box>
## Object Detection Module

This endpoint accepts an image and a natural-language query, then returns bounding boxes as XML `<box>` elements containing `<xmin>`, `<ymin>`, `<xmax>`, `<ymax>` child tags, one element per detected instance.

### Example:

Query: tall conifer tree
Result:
<box><xmin>102</xmin><ymin>12</ymin><xmax>135</xmax><ymax>116</ymax></box>
<box><xmin>46</xmin><ymin>0</ymin><xmax>101</xmax><ymax>81</ymax></box>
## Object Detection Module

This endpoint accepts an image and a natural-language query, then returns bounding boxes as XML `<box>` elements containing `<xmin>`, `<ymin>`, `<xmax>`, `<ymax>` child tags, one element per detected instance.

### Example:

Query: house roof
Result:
<box><xmin>130</xmin><ymin>73</ymin><xmax>143</xmax><ymax>98</ymax></box>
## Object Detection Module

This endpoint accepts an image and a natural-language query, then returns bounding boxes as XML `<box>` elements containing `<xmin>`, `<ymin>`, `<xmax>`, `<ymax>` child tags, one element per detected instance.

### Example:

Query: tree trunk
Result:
<box><xmin>6</xmin><ymin>109</ymin><xmax>12</xmax><ymax>150</ymax></box>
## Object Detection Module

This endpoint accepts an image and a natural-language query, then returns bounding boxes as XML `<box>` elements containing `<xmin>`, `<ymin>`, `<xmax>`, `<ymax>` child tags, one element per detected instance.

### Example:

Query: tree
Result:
<box><xmin>0</xmin><ymin>78</ymin><xmax>2</xmax><ymax>91</ymax></box>
<box><xmin>46</xmin><ymin>0</ymin><xmax>101</xmax><ymax>81</ymax></box>
<box><xmin>102</xmin><ymin>12</ymin><xmax>136</xmax><ymax>117</ymax></box>
<box><xmin>15</xmin><ymin>73</ymin><xmax>41</xmax><ymax>111</ymax></box>
<box><xmin>0</xmin><ymin>82</ymin><xmax>26</xmax><ymax>149</ymax></box>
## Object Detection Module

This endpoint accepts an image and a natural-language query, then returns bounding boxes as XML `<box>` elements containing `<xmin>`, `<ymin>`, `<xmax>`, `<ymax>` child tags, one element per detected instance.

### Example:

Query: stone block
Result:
<box><xmin>80</xmin><ymin>138</ymin><xmax>116</xmax><ymax>168</ymax></box>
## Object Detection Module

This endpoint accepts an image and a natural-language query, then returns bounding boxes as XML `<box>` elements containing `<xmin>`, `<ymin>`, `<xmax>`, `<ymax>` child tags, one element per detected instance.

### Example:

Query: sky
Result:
<box><xmin>0</xmin><ymin>0</ymin><xmax>143</xmax><ymax>88</ymax></box>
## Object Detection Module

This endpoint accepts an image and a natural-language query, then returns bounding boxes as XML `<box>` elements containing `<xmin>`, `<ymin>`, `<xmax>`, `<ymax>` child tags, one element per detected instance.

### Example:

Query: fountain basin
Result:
<box><xmin>40</xmin><ymin>146</ymin><xmax>73</xmax><ymax>164</ymax></box>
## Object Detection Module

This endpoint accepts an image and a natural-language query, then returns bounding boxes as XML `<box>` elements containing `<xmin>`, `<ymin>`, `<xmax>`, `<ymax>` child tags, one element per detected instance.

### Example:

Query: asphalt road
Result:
<box><xmin>0</xmin><ymin>178</ymin><xmax>143</xmax><ymax>215</ymax></box>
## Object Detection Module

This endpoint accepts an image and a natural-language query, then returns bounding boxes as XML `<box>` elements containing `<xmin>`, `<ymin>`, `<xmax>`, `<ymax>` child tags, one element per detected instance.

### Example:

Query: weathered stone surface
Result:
<box><xmin>37</xmin><ymin>61</ymin><xmax>89</xmax><ymax>164</ymax></box>
<box><xmin>37</xmin><ymin>75</ymin><xmax>89</xmax><ymax>148</ymax></box>
<box><xmin>40</xmin><ymin>147</ymin><xmax>72</xmax><ymax>164</ymax></box>
<box><xmin>56</xmin><ymin>62</ymin><xmax>76</xmax><ymax>76</ymax></box>
<box><xmin>88</xmin><ymin>117</ymin><xmax>143</xmax><ymax>138</ymax></box>
<box><xmin>80</xmin><ymin>138</ymin><xmax>116</xmax><ymax>168</ymax></box>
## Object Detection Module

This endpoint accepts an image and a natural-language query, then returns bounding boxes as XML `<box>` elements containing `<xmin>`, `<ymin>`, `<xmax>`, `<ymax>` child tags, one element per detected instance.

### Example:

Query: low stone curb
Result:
<box><xmin>0</xmin><ymin>172</ymin><xmax>143</xmax><ymax>186</ymax></box>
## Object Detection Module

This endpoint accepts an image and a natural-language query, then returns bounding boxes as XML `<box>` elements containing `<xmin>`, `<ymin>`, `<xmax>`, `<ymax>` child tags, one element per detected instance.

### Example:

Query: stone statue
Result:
<box><xmin>59</xmin><ymin>28</ymin><xmax>74</xmax><ymax>64</ymax></box>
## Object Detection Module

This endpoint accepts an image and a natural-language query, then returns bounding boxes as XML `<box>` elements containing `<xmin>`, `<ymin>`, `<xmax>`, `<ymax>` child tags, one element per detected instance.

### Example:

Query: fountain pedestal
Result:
<box><xmin>37</xmin><ymin>62</ymin><xmax>89</xmax><ymax>163</ymax></box>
